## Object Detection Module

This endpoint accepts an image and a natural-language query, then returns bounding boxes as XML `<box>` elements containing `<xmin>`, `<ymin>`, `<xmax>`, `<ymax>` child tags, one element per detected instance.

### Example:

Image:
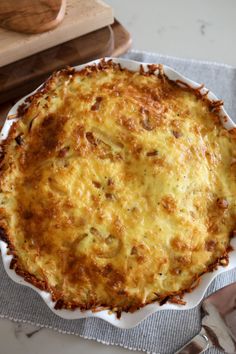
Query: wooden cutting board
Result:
<box><xmin>0</xmin><ymin>26</ymin><xmax>114</xmax><ymax>104</ymax></box>
<box><xmin>0</xmin><ymin>0</ymin><xmax>66</xmax><ymax>34</ymax></box>
<box><xmin>0</xmin><ymin>0</ymin><xmax>114</xmax><ymax>67</ymax></box>
<box><xmin>0</xmin><ymin>20</ymin><xmax>131</xmax><ymax>124</ymax></box>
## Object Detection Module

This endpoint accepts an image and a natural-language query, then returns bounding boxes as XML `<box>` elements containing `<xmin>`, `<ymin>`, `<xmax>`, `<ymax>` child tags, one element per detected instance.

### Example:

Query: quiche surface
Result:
<box><xmin>0</xmin><ymin>60</ymin><xmax>235</xmax><ymax>313</ymax></box>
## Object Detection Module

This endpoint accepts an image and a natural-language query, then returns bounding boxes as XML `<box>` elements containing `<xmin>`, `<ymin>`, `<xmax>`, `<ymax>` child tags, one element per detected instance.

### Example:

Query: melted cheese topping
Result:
<box><xmin>0</xmin><ymin>61</ymin><xmax>236</xmax><ymax>311</ymax></box>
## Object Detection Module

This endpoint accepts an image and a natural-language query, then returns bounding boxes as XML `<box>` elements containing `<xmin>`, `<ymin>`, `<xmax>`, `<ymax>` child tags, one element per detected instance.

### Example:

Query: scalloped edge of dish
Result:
<box><xmin>0</xmin><ymin>57</ymin><xmax>236</xmax><ymax>329</ymax></box>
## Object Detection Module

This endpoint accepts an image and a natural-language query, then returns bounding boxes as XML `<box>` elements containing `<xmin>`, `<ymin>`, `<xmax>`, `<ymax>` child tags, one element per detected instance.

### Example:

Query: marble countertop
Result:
<box><xmin>108</xmin><ymin>0</ymin><xmax>236</xmax><ymax>66</ymax></box>
<box><xmin>1</xmin><ymin>1</ymin><xmax>235</xmax><ymax>353</ymax></box>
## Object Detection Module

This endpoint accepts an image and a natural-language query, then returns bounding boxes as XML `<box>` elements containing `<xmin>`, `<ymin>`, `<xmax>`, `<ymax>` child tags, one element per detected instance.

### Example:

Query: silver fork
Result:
<box><xmin>176</xmin><ymin>282</ymin><xmax>236</xmax><ymax>354</ymax></box>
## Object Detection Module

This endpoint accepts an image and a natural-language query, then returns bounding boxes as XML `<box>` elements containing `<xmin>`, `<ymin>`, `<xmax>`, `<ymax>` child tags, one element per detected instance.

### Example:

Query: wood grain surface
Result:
<box><xmin>112</xmin><ymin>20</ymin><xmax>132</xmax><ymax>57</ymax></box>
<box><xmin>0</xmin><ymin>25</ymin><xmax>114</xmax><ymax>104</ymax></box>
<box><xmin>0</xmin><ymin>0</ymin><xmax>66</xmax><ymax>34</ymax></box>
<box><xmin>0</xmin><ymin>0</ymin><xmax>114</xmax><ymax>67</ymax></box>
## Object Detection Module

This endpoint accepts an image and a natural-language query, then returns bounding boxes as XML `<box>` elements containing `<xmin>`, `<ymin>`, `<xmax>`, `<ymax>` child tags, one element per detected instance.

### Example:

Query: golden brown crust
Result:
<box><xmin>0</xmin><ymin>59</ymin><xmax>235</xmax><ymax>315</ymax></box>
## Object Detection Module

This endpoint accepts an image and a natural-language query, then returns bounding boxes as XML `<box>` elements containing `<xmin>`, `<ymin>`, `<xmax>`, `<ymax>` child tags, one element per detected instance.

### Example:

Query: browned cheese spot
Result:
<box><xmin>91</xmin><ymin>97</ymin><xmax>103</xmax><ymax>111</ymax></box>
<box><xmin>216</xmin><ymin>198</ymin><xmax>229</xmax><ymax>209</ymax></box>
<box><xmin>161</xmin><ymin>196</ymin><xmax>176</xmax><ymax>213</ymax></box>
<box><xmin>146</xmin><ymin>150</ymin><xmax>159</xmax><ymax>157</ymax></box>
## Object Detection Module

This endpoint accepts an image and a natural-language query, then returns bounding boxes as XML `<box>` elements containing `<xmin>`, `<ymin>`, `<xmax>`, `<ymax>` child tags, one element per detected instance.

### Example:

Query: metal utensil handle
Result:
<box><xmin>176</xmin><ymin>330</ymin><xmax>210</xmax><ymax>354</ymax></box>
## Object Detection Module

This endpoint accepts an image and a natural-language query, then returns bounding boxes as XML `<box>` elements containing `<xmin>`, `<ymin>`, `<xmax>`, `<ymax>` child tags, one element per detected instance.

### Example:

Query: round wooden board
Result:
<box><xmin>0</xmin><ymin>0</ymin><xmax>66</xmax><ymax>34</ymax></box>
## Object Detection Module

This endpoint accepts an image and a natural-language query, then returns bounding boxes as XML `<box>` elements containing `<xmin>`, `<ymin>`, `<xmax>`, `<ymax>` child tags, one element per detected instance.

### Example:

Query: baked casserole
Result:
<box><xmin>0</xmin><ymin>59</ymin><xmax>235</xmax><ymax>315</ymax></box>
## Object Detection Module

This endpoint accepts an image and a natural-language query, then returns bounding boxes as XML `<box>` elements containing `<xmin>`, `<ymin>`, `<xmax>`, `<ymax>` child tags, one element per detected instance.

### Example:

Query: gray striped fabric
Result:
<box><xmin>0</xmin><ymin>50</ymin><xmax>236</xmax><ymax>354</ymax></box>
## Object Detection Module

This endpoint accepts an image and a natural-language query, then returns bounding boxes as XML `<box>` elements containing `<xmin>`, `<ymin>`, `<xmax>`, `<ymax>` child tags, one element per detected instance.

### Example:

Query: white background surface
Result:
<box><xmin>0</xmin><ymin>1</ymin><xmax>235</xmax><ymax>353</ymax></box>
<box><xmin>109</xmin><ymin>0</ymin><xmax>236</xmax><ymax>66</ymax></box>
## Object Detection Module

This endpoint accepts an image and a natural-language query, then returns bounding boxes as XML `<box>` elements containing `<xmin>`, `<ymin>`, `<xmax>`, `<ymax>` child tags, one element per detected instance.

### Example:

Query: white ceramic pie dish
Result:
<box><xmin>0</xmin><ymin>57</ymin><xmax>235</xmax><ymax>329</ymax></box>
